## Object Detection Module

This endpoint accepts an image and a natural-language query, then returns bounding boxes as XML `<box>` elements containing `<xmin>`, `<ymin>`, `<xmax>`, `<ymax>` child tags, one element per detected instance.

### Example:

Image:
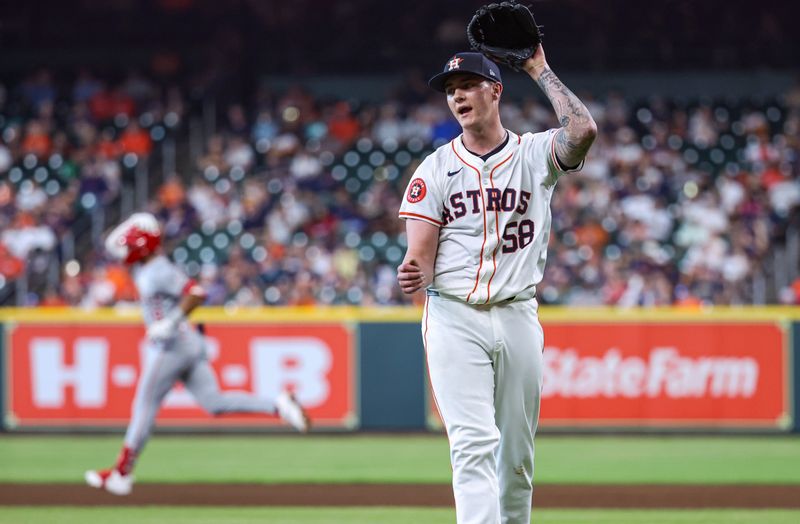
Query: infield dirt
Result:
<box><xmin>1</xmin><ymin>484</ymin><xmax>799</xmax><ymax>508</ymax></box>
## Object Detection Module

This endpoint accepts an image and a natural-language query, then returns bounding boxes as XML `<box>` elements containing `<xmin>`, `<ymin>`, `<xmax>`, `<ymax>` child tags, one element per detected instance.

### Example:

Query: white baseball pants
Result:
<box><xmin>423</xmin><ymin>294</ymin><xmax>544</xmax><ymax>524</ymax></box>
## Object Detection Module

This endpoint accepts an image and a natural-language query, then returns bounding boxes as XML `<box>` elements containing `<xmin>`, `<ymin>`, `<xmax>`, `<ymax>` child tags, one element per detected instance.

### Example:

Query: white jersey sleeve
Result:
<box><xmin>540</xmin><ymin>128</ymin><xmax>585</xmax><ymax>187</ymax></box>
<box><xmin>398</xmin><ymin>155</ymin><xmax>445</xmax><ymax>228</ymax></box>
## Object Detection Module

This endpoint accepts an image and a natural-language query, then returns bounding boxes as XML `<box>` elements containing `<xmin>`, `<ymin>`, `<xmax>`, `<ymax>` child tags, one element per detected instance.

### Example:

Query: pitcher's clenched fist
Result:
<box><xmin>397</xmin><ymin>259</ymin><xmax>425</xmax><ymax>294</ymax></box>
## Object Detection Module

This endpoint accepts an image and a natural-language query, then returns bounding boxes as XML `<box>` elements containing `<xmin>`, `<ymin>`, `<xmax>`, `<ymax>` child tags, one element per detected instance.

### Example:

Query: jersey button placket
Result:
<box><xmin>483</xmin><ymin>210</ymin><xmax>497</xmax><ymax>286</ymax></box>
<box><xmin>485</xmin><ymin>214</ymin><xmax>498</xmax><ymax>254</ymax></box>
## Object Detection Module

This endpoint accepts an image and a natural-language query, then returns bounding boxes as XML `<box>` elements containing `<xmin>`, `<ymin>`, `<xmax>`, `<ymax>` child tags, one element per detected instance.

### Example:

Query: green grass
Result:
<box><xmin>1</xmin><ymin>435</ymin><xmax>799</xmax><ymax>484</ymax></box>
<box><xmin>536</xmin><ymin>510</ymin><xmax>800</xmax><ymax>523</ymax></box>
<box><xmin>1</xmin><ymin>508</ymin><xmax>800</xmax><ymax>524</ymax></box>
<box><xmin>541</xmin><ymin>435</ymin><xmax>800</xmax><ymax>484</ymax></box>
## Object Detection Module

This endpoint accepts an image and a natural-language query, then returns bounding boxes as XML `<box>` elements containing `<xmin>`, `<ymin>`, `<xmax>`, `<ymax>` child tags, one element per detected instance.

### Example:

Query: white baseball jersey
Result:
<box><xmin>133</xmin><ymin>255</ymin><xmax>193</xmax><ymax>326</ymax></box>
<box><xmin>399</xmin><ymin>128</ymin><xmax>580</xmax><ymax>305</ymax></box>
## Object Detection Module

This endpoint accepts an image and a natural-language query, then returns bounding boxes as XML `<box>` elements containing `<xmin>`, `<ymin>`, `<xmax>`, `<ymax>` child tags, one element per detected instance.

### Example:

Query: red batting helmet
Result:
<box><xmin>105</xmin><ymin>212</ymin><xmax>162</xmax><ymax>264</ymax></box>
<box><xmin>121</xmin><ymin>226</ymin><xmax>161</xmax><ymax>264</ymax></box>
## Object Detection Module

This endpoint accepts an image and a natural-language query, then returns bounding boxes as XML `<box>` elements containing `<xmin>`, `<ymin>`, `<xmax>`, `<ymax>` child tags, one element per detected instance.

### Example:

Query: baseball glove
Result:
<box><xmin>467</xmin><ymin>1</ymin><xmax>543</xmax><ymax>72</ymax></box>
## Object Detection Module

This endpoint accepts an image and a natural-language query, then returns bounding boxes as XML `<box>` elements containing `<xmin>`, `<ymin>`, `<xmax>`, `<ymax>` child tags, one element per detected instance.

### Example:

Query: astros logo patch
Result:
<box><xmin>447</xmin><ymin>57</ymin><xmax>464</xmax><ymax>71</ymax></box>
<box><xmin>407</xmin><ymin>178</ymin><xmax>427</xmax><ymax>203</ymax></box>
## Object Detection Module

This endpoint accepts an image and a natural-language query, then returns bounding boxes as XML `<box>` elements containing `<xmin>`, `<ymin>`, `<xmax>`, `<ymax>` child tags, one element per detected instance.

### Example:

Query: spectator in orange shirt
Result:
<box><xmin>89</xmin><ymin>85</ymin><xmax>115</xmax><ymax>122</ymax></box>
<box><xmin>785</xmin><ymin>277</ymin><xmax>800</xmax><ymax>305</ymax></box>
<box><xmin>96</xmin><ymin>128</ymin><xmax>121</xmax><ymax>158</ymax></box>
<box><xmin>157</xmin><ymin>176</ymin><xmax>186</xmax><ymax>210</ymax></box>
<box><xmin>89</xmin><ymin>86</ymin><xmax>136</xmax><ymax>122</ymax></box>
<box><xmin>22</xmin><ymin>120</ymin><xmax>52</xmax><ymax>157</ymax></box>
<box><xmin>105</xmin><ymin>263</ymin><xmax>138</xmax><ymax>302</ymax></box>
<box><xmin>0</xmin><ymin>181</ymin><xmax>14</xmax><ymax>213</ymax></box>
<box><xmin>0</xmin><ymin>243</ymin><xmax>25</xmax><ymax>280</ymax></box>
<box><xmin>118</xmin><ymin>122</ymin><xmax>153</xmax><ymax>157</ymax></box>
<box><xmin>40</xmin><ymin>288</ymin><xmax>68</xmax><ymax>306</ymax></box>
<box><xmin>327</xmin><ymin>101</ymin><xmax>360</xmax><ymax>147</ymax></box>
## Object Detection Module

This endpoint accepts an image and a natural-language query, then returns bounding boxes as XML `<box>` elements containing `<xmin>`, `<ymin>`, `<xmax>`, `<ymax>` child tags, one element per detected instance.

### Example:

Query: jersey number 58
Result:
<box><xmin>502</xmin><ymin>219</ymin><xmax>535</xmax><ymax>254</ymax></box>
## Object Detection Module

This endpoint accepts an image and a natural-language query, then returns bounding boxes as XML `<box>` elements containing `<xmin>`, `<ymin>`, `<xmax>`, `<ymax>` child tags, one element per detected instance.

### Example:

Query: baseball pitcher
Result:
<box><xmin>397</xmin><ymin>4</ymin><xmax>597</xmax><ymax>523</ymax></box>
<box><xmin>85</xmin><ymin>212</ymin><xmax>310</xmax><ymax>496</ymax></box>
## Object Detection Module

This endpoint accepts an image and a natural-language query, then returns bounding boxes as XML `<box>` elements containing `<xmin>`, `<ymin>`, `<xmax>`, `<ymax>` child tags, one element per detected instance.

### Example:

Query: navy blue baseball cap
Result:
<box><xmin>428</xmin><ymin>52</ymin><xmax>502</xmax><ymax>93</ymax></box>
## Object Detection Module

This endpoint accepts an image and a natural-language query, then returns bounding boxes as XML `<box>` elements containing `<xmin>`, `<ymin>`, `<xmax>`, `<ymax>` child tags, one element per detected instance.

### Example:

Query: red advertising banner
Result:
<box><xmin>541</xmin><ymin>323</ymin><xmax>788</xmax><ymax>427</ymax></box>
<box><xmin>428</xmin><ymin>322</ymin><xmax>789</xmax><ymax>429</ymax></box>
<box><xmin>6</xmin><ymin>323</ymin><xmax>355</xmax><ymax>428</ymax></box>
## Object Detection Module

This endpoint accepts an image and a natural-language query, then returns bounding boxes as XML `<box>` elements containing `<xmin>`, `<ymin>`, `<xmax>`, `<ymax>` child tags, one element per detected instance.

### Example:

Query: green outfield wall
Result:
<box><xmin>0</xmin><ymin>307</ymin><xmax>797</xmax><ymax>433</ymax></box>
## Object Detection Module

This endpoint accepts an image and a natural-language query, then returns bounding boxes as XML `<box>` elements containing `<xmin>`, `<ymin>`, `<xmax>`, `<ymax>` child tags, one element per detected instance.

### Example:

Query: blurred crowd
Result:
<box><xmin>0</xmin><ymin>69</ymin><xmax>184</xmax><ymax>306</ymax></box>
<box><xmin>541</xmin><ymin>89</ymin><xmax>800</xmax><ymax>305</ymax></box>
<box><xmin>1</xmin><ymin>68</ymin><xmax>799</xmax><ymax>308</ymax></box>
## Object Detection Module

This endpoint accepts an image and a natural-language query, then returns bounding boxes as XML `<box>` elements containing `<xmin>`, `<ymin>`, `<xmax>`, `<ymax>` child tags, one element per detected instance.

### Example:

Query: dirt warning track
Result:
<box><xmin>1</xmin><ymin>483</ymin><xmax>799</xmax><ymax>508</ymax></box>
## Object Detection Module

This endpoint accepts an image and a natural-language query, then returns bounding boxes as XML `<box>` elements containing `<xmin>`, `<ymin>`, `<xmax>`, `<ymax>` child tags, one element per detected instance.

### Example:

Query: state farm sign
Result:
<box><xmin>541</xmin><ymin>323</ymin><xmax>788</xmax><ymax>427</ymax></box>
<box><xmin>543</xmin><ymin>347</ymin><xmax>759</xmax><ymax>399</ymax></box>
<box><xmin>6</xmin><ymin>324</ymin><xmax>355</xmax><ymax>428</ymax></box>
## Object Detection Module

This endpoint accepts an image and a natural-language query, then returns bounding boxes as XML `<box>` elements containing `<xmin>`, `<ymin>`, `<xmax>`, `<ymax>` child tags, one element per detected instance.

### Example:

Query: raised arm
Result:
<box><xmin>523</xmin><ymin>45</ymin><xmax>597</xmax><ymax>169</ymax></box>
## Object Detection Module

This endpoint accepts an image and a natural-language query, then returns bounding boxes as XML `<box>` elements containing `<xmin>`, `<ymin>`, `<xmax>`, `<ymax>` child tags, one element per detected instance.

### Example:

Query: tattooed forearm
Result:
<box><xmin>535</xmin><ymin>67</ymin><xmax>597</xmax><ymax>168</ymax></box>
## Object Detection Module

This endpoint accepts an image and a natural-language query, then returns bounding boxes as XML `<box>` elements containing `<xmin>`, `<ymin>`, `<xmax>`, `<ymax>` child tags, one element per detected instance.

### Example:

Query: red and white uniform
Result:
<box><xmin>399</xmin><ymin>128</ymin><xmax>579</xmax><ymax>524</ymax></box>
<box><xmin>134</xmin><ymin>255</ymin><xmax>197</xmax><ymax>328</ymax></box>
<box><xmin>86</xmin><ymin>212</ymin><xmax>308</xmax><ymax>496</ymax></box>
<box><xmin>124</xmin><ymin>255</ymin><xmax>276</xmax><ymax>454</ymax></box>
